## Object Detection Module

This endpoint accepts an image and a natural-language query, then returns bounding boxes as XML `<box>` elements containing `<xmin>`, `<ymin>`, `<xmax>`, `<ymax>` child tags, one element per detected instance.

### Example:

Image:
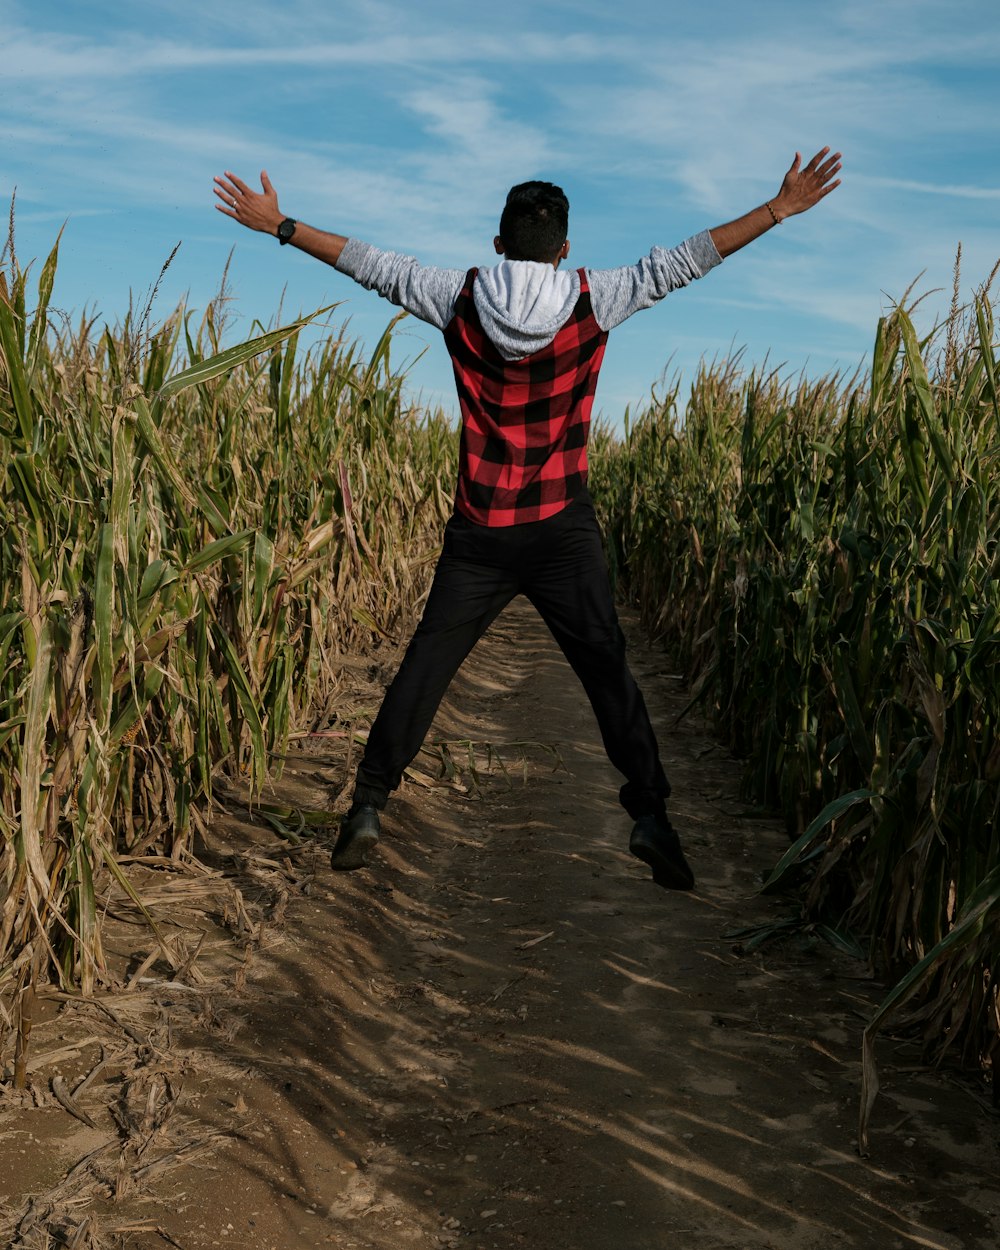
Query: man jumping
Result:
<box><xmin>214</xmin><ymin>148</ymin><xmax>841</xmax><ymax>891</ymax></box>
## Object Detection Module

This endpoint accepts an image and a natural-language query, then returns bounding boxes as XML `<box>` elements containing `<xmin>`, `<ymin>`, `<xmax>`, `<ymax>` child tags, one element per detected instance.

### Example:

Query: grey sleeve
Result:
<box><xmin>334</xmin><ymin>239</ymin><xmax>466</xmax><ymax>330</ymax></box>
<box><xmin>586</xmin><ymin>230</ymin><xmax>724</xmax><ymax>332</ymax></box>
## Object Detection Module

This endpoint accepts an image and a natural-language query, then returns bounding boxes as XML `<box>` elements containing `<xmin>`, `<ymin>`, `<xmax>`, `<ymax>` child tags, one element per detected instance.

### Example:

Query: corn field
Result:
<box><xmin>0</xmin><ymin>234</ymin><xmax>456</xmax><ymax>1082</ymax></box>
<box><xmin>2</xmin><ymin>227</ymin><xmax>999</xmax><ymax>1147</ymax></box>
<box><xmin>591</xmin><ymin>269</ymin><xmax>1000</xmax><ymax>1145</ymax></box>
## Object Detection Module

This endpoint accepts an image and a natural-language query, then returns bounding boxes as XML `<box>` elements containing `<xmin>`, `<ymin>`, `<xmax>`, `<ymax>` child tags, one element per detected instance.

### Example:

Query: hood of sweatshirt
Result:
<box><xmin>473</xmin><ymin>261</ymin><xmax>581</xmax><ymax>361</ymax></box>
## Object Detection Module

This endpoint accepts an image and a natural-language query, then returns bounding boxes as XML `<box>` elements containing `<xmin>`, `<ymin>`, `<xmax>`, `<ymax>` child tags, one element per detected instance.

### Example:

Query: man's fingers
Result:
<box><xmin>805</xmin><ymin>148</ymin><xmax>840</xmax><ymax>186</ymax></box>
<box><xmin>805</xmin><ymin>145</ymin><xmax>831</xmax><ymax>171</ymax></box>
<box><xmin>816</xmin><ymin>153</ymin><xmax>842</xmax><ymax>180</ymax></box>
<box><xmin>213</xmin><ymin>185</ymin><xmax>241</xmax><ymax>211</ymax></box>
<box><xmin>225</xmin><ymin>170</ymin><xmax>253</xmax><ymax>194</ymax></box>
<box><xmin>807</xmin><ymin>178</ymin><xmax>842</xmax><ymax>207</ymax></box>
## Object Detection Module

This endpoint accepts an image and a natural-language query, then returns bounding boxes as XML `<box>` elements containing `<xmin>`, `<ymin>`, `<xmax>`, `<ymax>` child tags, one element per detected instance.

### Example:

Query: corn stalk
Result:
<box><xmin>591</xmin><ymin>285</ymin><xmax>1000</xmax><ymax>1144</ymax></box>
<box><xmin>0</xmin><ymin>235</ymin><xmax>457</xmax><ymax>1076</ymax></box>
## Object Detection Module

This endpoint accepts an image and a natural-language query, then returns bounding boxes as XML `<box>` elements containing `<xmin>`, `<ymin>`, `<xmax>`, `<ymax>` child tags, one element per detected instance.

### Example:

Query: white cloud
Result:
<box><xmin>4</xmin><ymin>0</ymin><xmax>999</xmax><ymax>416</ymax></box>
<box><xmin>859</xmin><ymin>176</ymin><xmax>1000</xmax><ymax>201</ymax></box>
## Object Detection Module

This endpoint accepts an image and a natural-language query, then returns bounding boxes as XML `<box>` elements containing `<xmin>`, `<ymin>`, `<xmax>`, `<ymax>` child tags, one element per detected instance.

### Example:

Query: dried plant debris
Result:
<box><xmin>0</xmin><ymin>836</ymin><xmax>300</xmax><ymax>1246</ymax></box>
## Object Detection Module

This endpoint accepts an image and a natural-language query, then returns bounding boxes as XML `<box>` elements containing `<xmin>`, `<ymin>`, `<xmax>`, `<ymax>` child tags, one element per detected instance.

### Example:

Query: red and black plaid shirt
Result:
<box><xmin>442</xmin><ymin>268</ymin><xmax>609</xmax><ymax>527</ymax></box>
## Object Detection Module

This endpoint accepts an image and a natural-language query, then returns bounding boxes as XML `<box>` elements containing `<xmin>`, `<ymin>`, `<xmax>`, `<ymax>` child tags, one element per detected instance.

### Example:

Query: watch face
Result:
<box><xmin>278</xmin><ymin>218</ymin><xmax>296</xmax><ymax>243</ymax></box>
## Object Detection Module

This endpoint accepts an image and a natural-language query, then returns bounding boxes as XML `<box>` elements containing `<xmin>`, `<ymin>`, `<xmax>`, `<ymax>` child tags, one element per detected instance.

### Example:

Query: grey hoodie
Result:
<box><xmin>335</xmin><ymin>230</ymin><xmax>722</xmax><ymax>362</ymax></box>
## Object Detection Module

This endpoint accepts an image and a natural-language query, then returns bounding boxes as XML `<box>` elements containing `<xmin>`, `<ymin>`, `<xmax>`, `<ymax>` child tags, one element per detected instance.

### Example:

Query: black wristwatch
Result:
<box><xmin>277</xmin><ymin>218</ymin><xmax>297</xmax><ymax>245</ymax></box>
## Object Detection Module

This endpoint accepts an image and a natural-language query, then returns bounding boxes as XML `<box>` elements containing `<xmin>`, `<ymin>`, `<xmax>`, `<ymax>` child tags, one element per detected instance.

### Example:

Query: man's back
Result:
<box><xmin>444</xmin><ymin>265</ymin><xmax>607</xmax><ymax>526</ymax></box>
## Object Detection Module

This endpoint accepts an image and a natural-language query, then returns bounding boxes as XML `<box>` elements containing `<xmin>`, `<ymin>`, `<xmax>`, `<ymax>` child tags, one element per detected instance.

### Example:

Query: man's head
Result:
<box><xmin>495</xmin><ymin>181</ymin><xmax>570</xmax><ymax>266</ymax></box>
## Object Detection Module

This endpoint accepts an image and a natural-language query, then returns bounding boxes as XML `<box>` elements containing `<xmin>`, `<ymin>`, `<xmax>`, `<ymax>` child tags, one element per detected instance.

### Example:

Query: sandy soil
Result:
<box><xmin>2</xmin><ymin>600</ymin><xmax>999</xmax><ymax>1250</ymax></box>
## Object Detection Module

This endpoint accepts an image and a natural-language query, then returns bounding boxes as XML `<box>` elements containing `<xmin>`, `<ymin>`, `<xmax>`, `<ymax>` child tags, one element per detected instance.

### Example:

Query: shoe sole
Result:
<box><xmin>330</xmin><ymin>828</ymin><xmax>380</xmax><ymax>871</ymax></box>
<box><xmin>630</xmin><ymin>837</ymin><xmax>695</xmax><ymax>892</ymax></box>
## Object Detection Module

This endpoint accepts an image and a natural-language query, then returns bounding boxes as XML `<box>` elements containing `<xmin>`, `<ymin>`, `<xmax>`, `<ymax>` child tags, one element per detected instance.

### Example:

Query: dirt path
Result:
<box><xmin>3</xmin><ymin>601</ymin><xmax>999</xmax><ymax>1249</ymax></box>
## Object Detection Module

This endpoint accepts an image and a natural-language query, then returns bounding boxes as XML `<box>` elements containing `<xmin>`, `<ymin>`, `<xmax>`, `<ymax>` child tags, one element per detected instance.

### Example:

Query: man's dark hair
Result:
<box><xmin>498</xmin><ymin>181</ymin><xmax>569</xmax><ymax>263</ymax></box>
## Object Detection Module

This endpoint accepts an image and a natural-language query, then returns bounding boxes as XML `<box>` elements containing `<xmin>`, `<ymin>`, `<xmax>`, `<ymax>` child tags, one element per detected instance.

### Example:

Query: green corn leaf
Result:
<box><xmin>8</xmin><ymin>454</ymin><xmax>45</xmax><ymax>529</ymax></box>
<box><xmin>898</xmin><ymin>309</ymin><xmax>954</xmax><ymax>480</ymax></box>
<box><xmin>137</xmin><ymin>559</ymin><xmax>179</xmax><ymax>616</ymax></box>
<box><xmin>252</xmin><ymin>531</ymin><xmax>277</xmax><ymax>624</ymax></box>
<box><xmin>359</xmin><ymin>310</ymin><xmax>408</xmax><ymax>395</ymax></box>
<box><xmin>761</xmin><ymin>789</ymin><xmax>876</xmax><ymax>895</ymax></box>
<box><xmin>0</xmin><ymin>716</ymin><xmax>27</xmax><ymax>751</ymax></box>
<box><xmin>110</xmin><ymin>662</ymin><xmax>165</xmax><ymax>746</ymax></box>
<box><xmin>831</xmin><ymin>644</ymin><xmax>874</xmax><ymax>776</ymax></box>
<box><xmin>974</xmin><ymin>300</ymin><xmax>998</xmax><ymax>426</ymax></box>
<box><xmin>93</xmin><ymin>523</ymin><xmax>115</xmax><ymax>733</ymax></box>
<box><xmin>27</xmin><ymin>231</ymin><xmax>63</xmax><ymax>378</ymax></box>
<box><xmin>183</xmin><ymin>528</ymin><xmax>255</xmax><ymax>575</ymax></box>
<box><xmin>0</xmin><ymin>611</ymin><xmax>27</xmax><ymax>660</ymax></box>
<box><xmin>131</xmin><ymin>392</ymin><xmax>199</xmax><ymax>515</ymax></box>
<box><xmin>196</xmin><ymin>485</ymin><xmax>231</xmax><ymax>538</ymax></box>
<box><xmin>72</xmin><ymin>841</ymin><xmax>99</xmax><ymax>996</ymax></box>
<box><xmin>110</xmin><ymin>407</ymin><xmax>135</xmax><ymax>565</ymax></box>
<box><xmin>859</xmin><ymin>861</ymin><xmax>1000</xmax><ymax>1154</ymax></box>
<box><xmin>0</xmin><ymin>286</ymin><xmax>34</xmax><ymax>445</ymax></box>
<box><xmin>900</xmin><ymin>397</ymin><xmax>930</xmax><ymax>515</ymax></box>
<box><xmin>210</xmin><ymin>620</ymin><xmax>266</xmax><ymax>787</ymax></box>
<box><xmin>19</xmin><ymin>622</ymin><xmax>52</xmax><ymax>901</ymax></box>
<box><xmin>154</xmin><ymin>310</ymin><xmax>329</xmax><ymax>411</ymax></box>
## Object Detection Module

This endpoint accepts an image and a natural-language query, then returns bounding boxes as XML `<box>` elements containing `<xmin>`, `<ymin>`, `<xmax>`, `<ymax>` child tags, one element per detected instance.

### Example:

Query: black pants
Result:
<box><xmin>352</xmin><ymin>493</ymin><xmax>670</xmax><ymax>819</ymax></box>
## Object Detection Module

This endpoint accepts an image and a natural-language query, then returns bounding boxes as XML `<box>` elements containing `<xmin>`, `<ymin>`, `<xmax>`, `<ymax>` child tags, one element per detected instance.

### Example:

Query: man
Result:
<box><xmin>214</xmin><ymin>148</ymin><xmax>841</xmax><ymax>890</ymax></box>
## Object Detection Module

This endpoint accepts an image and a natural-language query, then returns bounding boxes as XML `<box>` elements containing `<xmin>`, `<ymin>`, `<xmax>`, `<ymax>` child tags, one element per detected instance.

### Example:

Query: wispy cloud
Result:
<box><xmin>4</xmin><ymin>0</ymin><xmax>999</xmax><ymax>417</ymax></box>
<box><xmin>0</xmin><ymin>20</ymin><xmax>638</xmax><ymax>82</ymax></box>
<box><xmin>859</xmin><ymin>176</ymin><xmax>1000</xmax><ymax>201</ymax></box>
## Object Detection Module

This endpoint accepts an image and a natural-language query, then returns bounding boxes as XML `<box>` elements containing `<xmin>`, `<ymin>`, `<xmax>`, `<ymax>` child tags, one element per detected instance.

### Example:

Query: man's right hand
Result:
<box><xmin>213</xmin><ymin>169</ymin><xmax>284</xmax><ymax>237</ymax></box>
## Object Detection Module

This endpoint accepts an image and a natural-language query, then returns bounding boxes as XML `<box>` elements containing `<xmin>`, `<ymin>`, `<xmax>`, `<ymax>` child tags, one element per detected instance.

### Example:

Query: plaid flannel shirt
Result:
<box><xmin>443</xmin><ymin>267</ymin><xmax>608</xmax><ymax>527</ymax></box>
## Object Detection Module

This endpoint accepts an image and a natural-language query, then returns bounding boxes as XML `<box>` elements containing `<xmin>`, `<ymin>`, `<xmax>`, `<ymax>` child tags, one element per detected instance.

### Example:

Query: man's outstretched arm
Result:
<box><xmin>582</xmin><ymin>147</ymin><xmax>842</xmax><ymax>332</ymax></box>
<box><xmin>709</xmin><ymin>147</ymin><xmax>842</xmax><ymax>258</ymax></box>
<box><xmin>213</xmin><ymin>169</ymin><xmax>465</xmax><ymax>329</ymax></box>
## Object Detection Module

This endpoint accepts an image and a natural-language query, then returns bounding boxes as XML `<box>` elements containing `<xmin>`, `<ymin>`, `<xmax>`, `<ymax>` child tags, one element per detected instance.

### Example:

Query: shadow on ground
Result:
<box><xmin>2</xmin><ymin>602</ymin><xmax>997</xmax><ymax>1250</ymax></box>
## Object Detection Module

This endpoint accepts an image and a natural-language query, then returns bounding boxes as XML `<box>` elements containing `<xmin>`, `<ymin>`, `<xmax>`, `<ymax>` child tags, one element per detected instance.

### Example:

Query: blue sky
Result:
<box><xmin>3</xmin><ymin>0</ymin><xmax>999</xmax><ymax>424</ymax></box>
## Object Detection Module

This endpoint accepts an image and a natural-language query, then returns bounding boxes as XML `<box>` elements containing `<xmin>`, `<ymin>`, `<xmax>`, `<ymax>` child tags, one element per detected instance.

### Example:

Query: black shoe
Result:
<box><xmin>629</xmin><ymin>813</ymin><xmax>695</xmax><ymax>891</ymax></box>
<box><xmin>330</xmin><ymin>804</ymin><xmax>381</xmax><ymax>871</ymax></box>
